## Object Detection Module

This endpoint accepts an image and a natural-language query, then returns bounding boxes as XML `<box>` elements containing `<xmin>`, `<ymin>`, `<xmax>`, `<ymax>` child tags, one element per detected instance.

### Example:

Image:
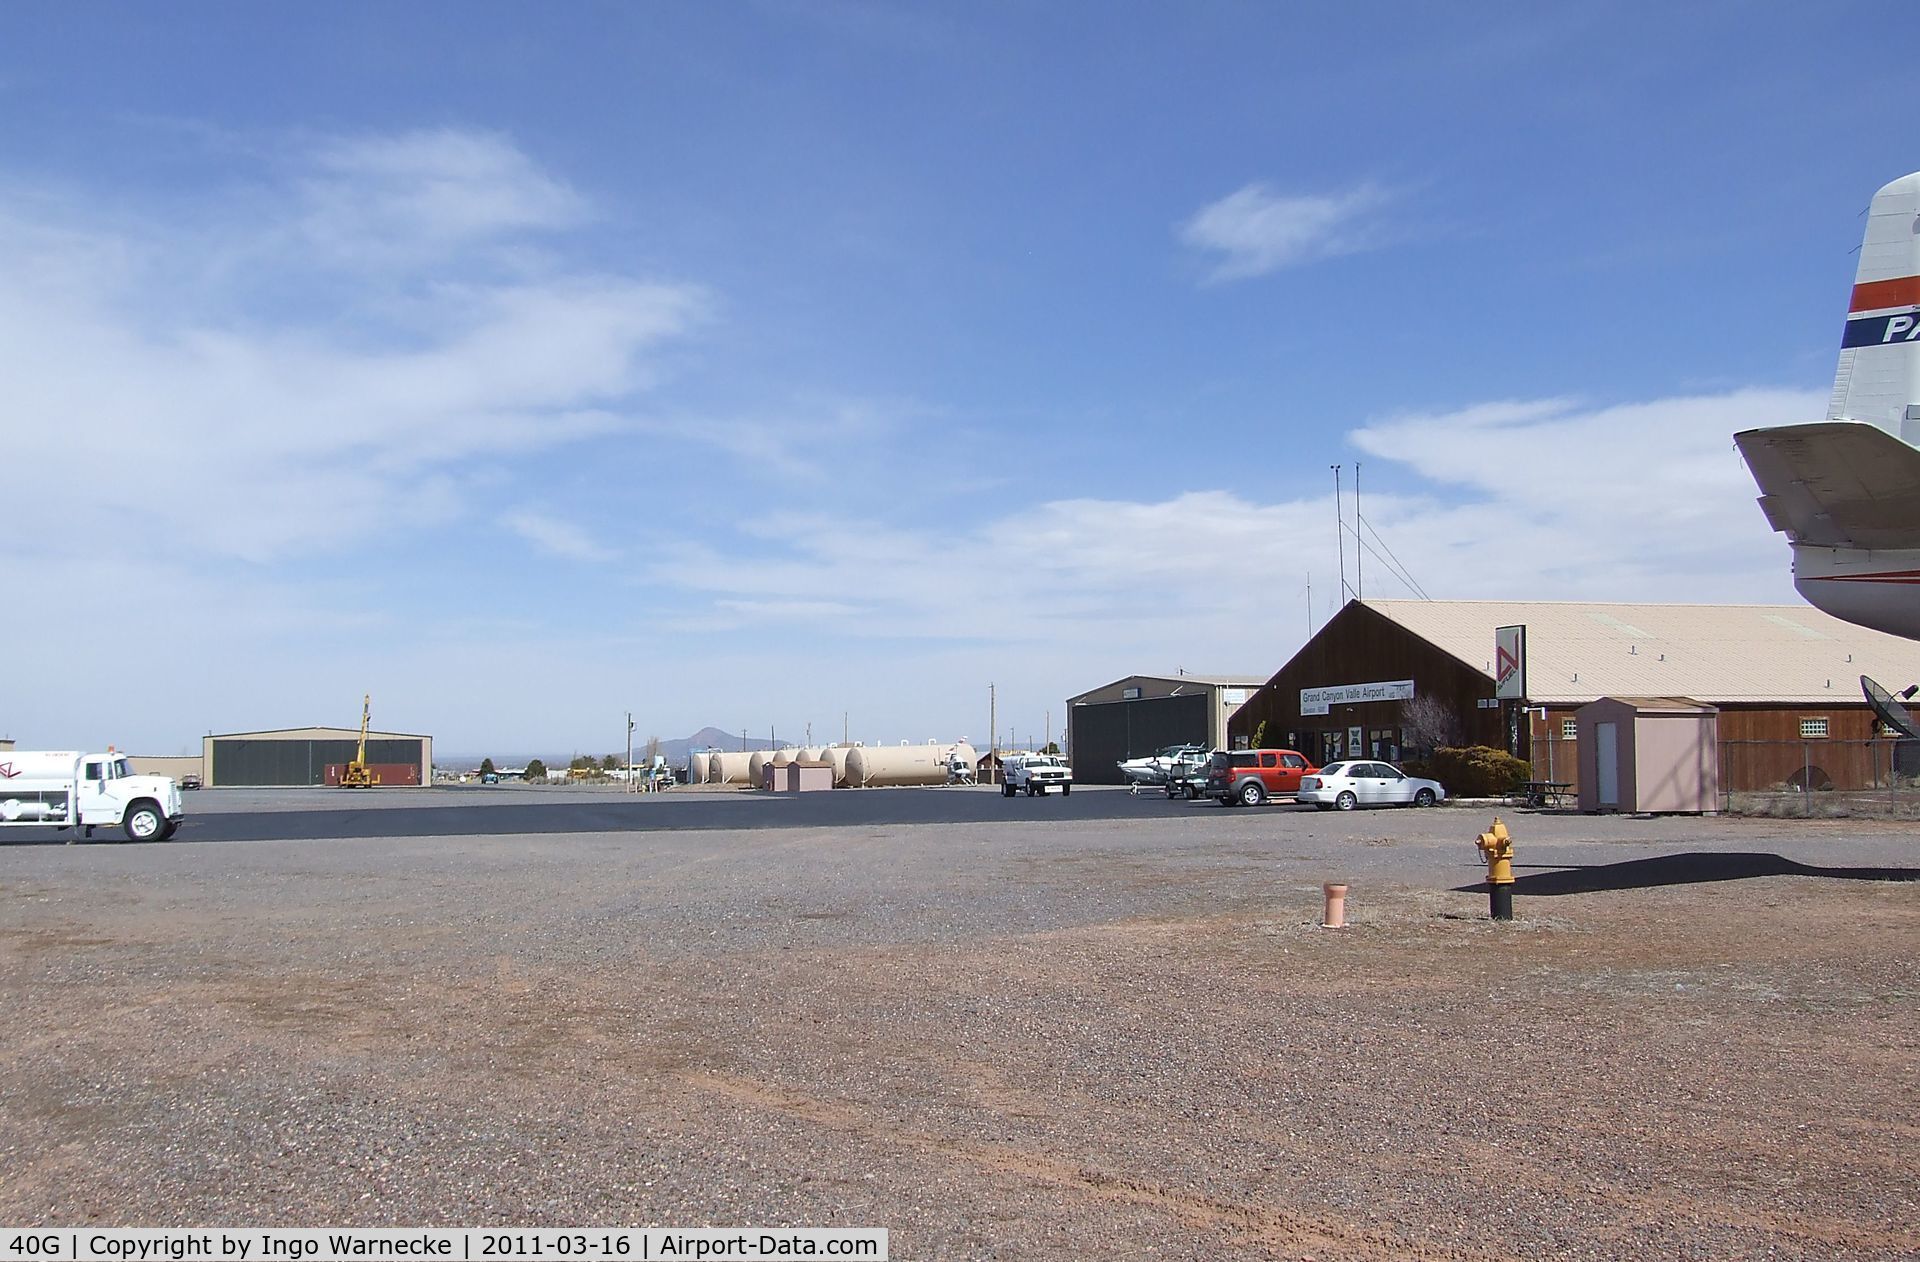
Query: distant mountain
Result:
<box><xmin>439</xmin><ymin>726</ymin><xmax>788</xmax><ymax>772</ymax></box>
<box><xmin>680</xmin><ymin>726</ymin><xmax>788</xmax><ymax>754</ymax></box>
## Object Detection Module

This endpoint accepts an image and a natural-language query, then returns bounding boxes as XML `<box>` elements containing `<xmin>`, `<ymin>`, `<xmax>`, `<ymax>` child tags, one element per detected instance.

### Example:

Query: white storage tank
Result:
<box><xmin>770</xmin><ymin>748</ymin><xmax>801</xmax><ymax>769</ymax></box>
<box><xmin>711</xmin><ymin>752</ymin><xmax>755</xmax><ymax>785</ymax></box>
<box><xmin>845</xmin><ymin>741</ymin><xmax>979</xmax><ymax>787</ymax></box>
<box><xmin>687</xmin><ymin>753</ymin><xmax>709</xmax><ymax>785</ymax></box>
<box><xmin>817</xmin><ymin>745</ymin><xmax>854</xmax><ymax>786</ymax></box>
<box><xmin>747</xmin><ymin>750</ymin><xmax>772</xmax><ymax>783</ymax></box>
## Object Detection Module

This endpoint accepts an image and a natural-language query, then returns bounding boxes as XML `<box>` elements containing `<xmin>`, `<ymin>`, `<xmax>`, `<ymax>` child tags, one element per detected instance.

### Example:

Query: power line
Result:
<box><xmin>1357</xmin><ymin>512</ymin><xmax>1431</xmax><ymax>600</ymax></box>
<box><xmin>1352</xmin><ymin>528</ymin><xmax>1425</xmax><ymax>600</ymax></box>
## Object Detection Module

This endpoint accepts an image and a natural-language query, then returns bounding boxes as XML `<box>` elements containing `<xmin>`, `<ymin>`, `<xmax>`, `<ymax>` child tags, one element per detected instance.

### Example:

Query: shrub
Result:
<box><xmin>1429</xmin><ymin>745</ymin><xmax>1530</xmax><ymax>797</ymax></box>
<box><xmin>524</xmin><ymin>758</ymin><xmax>548</xmax><ymax>782</ymax></box>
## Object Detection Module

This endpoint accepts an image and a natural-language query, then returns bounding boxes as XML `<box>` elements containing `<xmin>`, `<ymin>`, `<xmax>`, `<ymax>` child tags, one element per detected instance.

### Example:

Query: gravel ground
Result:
<box><xmin>2</xmin><ymin>799</ymin><xmax>1916</xmax><ymax>1260</ymax></box>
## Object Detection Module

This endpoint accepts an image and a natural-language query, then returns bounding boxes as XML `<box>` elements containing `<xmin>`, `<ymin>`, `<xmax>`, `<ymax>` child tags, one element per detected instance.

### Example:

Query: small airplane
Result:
<box><xmin>1735</xmin><ymin>171</ymin><xmax>1920</xmax><ymax>643</ymax></box>
<box><xmin>1118</xmin><ymin>744</ymin><xmax>1211</xmax><ymax>789</ymax></box>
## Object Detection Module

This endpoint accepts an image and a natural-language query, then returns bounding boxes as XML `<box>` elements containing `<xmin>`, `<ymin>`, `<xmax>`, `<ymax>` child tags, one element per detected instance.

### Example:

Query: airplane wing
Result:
<box><xmin>1734</xmin><ymin>421</ymin><xmax>1920</xmax><ymax>549</ymax></box>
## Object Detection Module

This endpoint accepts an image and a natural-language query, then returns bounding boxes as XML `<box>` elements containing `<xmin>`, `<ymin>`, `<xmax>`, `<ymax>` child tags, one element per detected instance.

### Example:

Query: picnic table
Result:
<box><xmin>1513</xmin><ymin>780</ymin><xmax>1573</xmax><ymax>809</ymax></box>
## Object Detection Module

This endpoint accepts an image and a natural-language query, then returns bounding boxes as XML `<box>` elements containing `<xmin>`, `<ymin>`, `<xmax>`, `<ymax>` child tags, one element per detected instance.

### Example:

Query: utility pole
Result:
<box><xmin>989</xmin><ymin>682</ymin><xmax>997</xmax><ymax>785</ymax></box>
<box><xmin>843</xmin><ymin>711</ymin><xmax>849</xmax><ymax>744</ymax></box>
<box><xmin>1045</xmin><ymin>709</ymin><xmax>1051</xmax><ymax>753</ymax></box>
<box><xmin>626</xmin><ymin>711</ymin><xmax>635</xmax><ymax>794</ymax></box>
<box><xmin>1331</xmin><ymin>465</ymin><xmax>1348</xmax><ymax>604</ymax></box>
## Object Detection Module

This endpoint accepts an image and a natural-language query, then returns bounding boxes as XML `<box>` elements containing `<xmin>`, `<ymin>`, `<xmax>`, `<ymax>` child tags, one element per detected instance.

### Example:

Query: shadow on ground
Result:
<box><xmin>1453</xmin><ymin>851</ymin><xmax>1920</xmax><ymax>897</ymax></box>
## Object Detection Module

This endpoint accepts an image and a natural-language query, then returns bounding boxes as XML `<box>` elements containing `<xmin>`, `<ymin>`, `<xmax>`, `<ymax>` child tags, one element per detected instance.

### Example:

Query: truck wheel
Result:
<box><xmin>1335</xmin><ymin>791</ymin><xmax>1357</xmax><ymax>812</ymax></box>
<box><xmin>1002</xmin><ymin>782</ymin><xmax>1014</xmax><ymax>797</ymax></box>
<box><xmin>1026</xmin><ymin>783</ymin><xmax>1037</xmax><ymax>797</ymax></box>
<box><xmin>123</xmin><ymin>801</ymin><xmax>164</xmax><ymax>842</ymax></box>
<box><xmin>1062</xmin><ymin>783</ymin><xmax>1071</xmax><ymax>796</ymax></box>
<box><xmin>159</xmin><ymin>819</ymin><xmax>180</xmax><ymax>840</ymax></box>
<box><xmin>1239</xmin><ymin>781</ymin><xmax>1267</xmax><ymax>807</ymax></box>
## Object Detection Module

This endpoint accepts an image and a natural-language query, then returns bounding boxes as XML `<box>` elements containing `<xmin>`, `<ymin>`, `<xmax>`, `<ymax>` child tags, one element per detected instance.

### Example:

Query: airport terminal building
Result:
<box><xmin>1225</xmin><ymin>599</ymin><xmax>1919</xmax><ymax>791</ymax></box>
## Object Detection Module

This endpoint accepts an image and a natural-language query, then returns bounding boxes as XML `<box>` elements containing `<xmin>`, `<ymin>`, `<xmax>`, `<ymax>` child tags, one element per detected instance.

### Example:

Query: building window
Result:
<box><xmin>1800</xmin><ymin>717</ymin><xmax>1829</xmax><ymax>739</ymax></box>
<box><xmin>1560</xmin><ymin>718</ymin><xmax>1577</xmax><ymax>740</ymax></box>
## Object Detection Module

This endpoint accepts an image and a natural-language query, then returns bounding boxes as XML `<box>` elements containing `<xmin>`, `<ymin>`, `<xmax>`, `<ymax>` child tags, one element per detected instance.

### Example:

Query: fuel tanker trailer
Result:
<box><xmin>0</xmin><ymin>750</ymin><xmax>185</xmax><ymax>841</ymax></box>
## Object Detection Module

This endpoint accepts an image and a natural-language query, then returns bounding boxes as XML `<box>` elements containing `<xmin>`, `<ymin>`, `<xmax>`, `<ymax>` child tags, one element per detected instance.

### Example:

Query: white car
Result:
<box><xmin>1003</xmin><ymin>754</ymin><xmax>1072</xmax><ymax>796</ymax></box>
<box><xmin>1296</xmin><ymin>761</ymin><xmax>1445</xmax><ymax>811</ymax></box>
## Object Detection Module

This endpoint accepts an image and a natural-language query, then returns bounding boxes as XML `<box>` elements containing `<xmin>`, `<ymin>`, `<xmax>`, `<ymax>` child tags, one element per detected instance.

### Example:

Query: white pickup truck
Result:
<box><xmin>0</xmin><ymin>750</ymin><xmax>185</xmax><ymax>841</ymax></box>
<box><xmin>1001</xmin><ymin>753</ymin><xmax>1073</xmax><ymax>797</ymax></box>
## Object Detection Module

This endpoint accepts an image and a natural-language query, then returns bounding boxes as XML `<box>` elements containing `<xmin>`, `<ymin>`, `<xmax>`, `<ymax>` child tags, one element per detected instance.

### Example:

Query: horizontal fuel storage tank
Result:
<box><xmin>747</xmin><ymin>750</ymin><xmax>772</xmax><ymax>783</ymax></box>
<box><xmin>769</xmin><ymin>748</ymin><xmax>802</xmax><ymax>769</ymax></box>
<box><xmin>687</xmin><ymin>754</ymin><xmax>708</xmax><ymax>784</ymax></box>
<box><xmin>711</xmin><ymin>752</ymin><xmax>755</xmax><ymax>785</ymax></box>
<box><xmin>845</xmin><ymin>741</ymin><xmax>979</xmax><ymax>788</ymax></box>
<box><xmin>817</xmin><ymin>745</ymin><xmax>854</xmax><ymax>786</ymax></box>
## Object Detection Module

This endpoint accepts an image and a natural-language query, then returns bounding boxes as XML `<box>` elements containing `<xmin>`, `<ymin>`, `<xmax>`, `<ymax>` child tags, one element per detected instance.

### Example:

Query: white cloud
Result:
<box><xmin>1180</xmin><ymin>181</ymin><xmax>1394</xmax><ymax>281</ymax></box>
<box><xmin>648</xmin><ymin>387</ymin><xmax>1816</xmax><ymax>666</ymax></box>
<box><xmin>296</xmin><ymin>129</ymin><xmax>588</xmax><ymax>266</ymax></box>
<box><xmin>0</xmin><ymin>130</ymin><xmax>707</xmax><ymax>566</ymax></box>
<box><xmin>501</xmin><ymin>509</ymin><xmax>618</xmax><ymax>562</ymax></box>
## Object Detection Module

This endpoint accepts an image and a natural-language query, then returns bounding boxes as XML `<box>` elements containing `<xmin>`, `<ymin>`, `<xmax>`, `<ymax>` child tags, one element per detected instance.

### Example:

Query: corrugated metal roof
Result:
<box><xmin>1066</xmin><ymin>673</ymin><xmax>1266</xmax><ymax>703</ymax></box>
<box><xmin>208</xmin><ymin>726</ymin><xmax>431</xmax><ymax>740</ymax></box>
<box><xmin>1364</xmin><ymin>600</ymin><xmax>1920</xmax><ymax>704</ymax></box>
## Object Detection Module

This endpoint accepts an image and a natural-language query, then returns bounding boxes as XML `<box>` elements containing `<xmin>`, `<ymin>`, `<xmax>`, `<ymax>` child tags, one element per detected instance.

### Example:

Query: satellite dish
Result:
<box><xmin>1861</xmin><ymin>675</ymin><xmax>1920</xmax><ymax>740</ymax></box>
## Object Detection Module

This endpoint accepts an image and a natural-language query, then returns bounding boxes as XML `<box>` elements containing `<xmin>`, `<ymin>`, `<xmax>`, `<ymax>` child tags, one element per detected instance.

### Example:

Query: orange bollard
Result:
<box><xmin>1322</xmin><ymin>882</ymin><xmax>1348</xmax><ymax>929</ymax></box>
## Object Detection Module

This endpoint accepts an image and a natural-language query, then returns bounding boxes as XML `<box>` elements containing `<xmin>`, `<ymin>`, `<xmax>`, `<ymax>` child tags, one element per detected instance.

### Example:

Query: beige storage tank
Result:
<box><xmin>818</xmin><ymin>745</ymin><xmax>854</xmax><ymax>786</ymax></box>
<box><xmin>845</xmin><ymin>741</ymin><xmax>979</xmax><ymax>787</ymax></box>
<box><xmin>770</xmin><ymin>748</ymin><xmax>802</xmax><ymax>769</ymax></box>
<box><xmin>711</xmin><ymin>752</ymin><xmax>755</xmax><ymax>785</ymax></box>
<box><xmin>747</xmin><ymin>750</ymin><xmax>772</xmax><ymax>783</ymax></box>
<box><xmin>687</xmin><ymin>754</ymin><xmax>708</xmax><ymax>785</ymax></box>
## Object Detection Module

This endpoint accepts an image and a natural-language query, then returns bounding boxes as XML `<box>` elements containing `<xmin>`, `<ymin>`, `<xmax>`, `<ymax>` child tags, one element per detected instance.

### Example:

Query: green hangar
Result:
<box><xmin>201</xmin><ymin>725</ymin><xmax>434</xmax><ymax>787</ymax></box>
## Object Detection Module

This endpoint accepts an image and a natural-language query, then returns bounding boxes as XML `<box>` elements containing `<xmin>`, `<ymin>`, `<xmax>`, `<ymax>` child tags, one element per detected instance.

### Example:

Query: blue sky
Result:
<box><xmin>2</xmin><ymin>2</ymin><xmax>1915</xmax><ymax>756</ymax></box>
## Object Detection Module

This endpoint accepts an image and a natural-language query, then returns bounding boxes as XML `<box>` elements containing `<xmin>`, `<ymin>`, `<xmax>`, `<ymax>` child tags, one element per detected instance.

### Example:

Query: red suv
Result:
<box><xmin>1205</xmin><ymin>749</ymin><xmax>1319</xmax><ymax>806</ymax></box>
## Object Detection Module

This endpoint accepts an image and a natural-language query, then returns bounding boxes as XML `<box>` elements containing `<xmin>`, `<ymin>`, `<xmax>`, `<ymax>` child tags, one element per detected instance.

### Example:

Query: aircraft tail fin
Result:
<box><xmin>1830</xmin><ymin>172</ymin><xmax>1920</xmax><ymax>444</ymax></box>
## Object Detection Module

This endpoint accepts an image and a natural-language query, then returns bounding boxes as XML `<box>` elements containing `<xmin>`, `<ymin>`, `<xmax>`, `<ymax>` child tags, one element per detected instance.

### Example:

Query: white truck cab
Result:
<box><xmin>1002</xmin><ymin>753</ymin><xmax>1073</xmax><ymax>797</ymax></box>
<box><xmin>0</xmin><ymin>750</ymin><xmax>185</xmax><ymax>841</ymax></box>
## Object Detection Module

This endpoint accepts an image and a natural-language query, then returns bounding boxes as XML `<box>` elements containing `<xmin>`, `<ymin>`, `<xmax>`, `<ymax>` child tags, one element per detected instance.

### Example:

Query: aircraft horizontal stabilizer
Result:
<box><xmin>1735</xmin><ymin>421</ymin><xmax>1920</xmax><ymax>549</ymax></box>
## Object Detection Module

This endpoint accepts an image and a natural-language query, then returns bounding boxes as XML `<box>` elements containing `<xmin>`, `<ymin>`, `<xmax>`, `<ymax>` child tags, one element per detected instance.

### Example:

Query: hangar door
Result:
<box><xmin>211</xmin><ymin>739</ymin><xmax>425</xmax><ymax>786</ymax></box>
<box><xmin>1069</xmin><ymin>693</ymin><xmax>1209</xmax><ymax>785</ymax></box>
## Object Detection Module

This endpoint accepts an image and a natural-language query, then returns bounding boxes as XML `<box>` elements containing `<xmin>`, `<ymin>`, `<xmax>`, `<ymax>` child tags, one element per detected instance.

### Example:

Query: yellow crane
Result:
<box><xmin>341</xmin><ymin>694</ymin><xmax>378</xmax><ymax>788</ymax></box>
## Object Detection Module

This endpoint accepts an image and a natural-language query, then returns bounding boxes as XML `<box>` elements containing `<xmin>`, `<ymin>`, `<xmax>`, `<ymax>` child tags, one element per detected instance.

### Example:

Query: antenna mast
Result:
<box><xmin>1331</xmin><ymin>465</ymin><xmax>1348</xmax><ymax>604</ymax></box>
<box><xmin>1354</xmin><ymin>462</ymin><xmax>1363</xmax><ymax>602</ymax></box>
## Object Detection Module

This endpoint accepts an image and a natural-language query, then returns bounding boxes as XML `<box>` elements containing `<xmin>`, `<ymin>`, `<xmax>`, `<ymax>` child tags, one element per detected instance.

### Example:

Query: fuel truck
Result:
<box><xmin>0</xmin><ymin>749</ymin><xmax>185</xmax><ymax>841</ymax></box>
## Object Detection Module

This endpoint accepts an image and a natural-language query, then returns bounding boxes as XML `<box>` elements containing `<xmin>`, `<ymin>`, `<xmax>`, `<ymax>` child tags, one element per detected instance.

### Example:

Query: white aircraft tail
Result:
<box><xmin>1734</xmin><ymin>172</ymin><xmax>1920</xmax><ymax>640</ymax></box>
<box><xmin>1829</xmin><ymin>171</ymin><xmax>1920</xmax><ymax>444</ymax></box>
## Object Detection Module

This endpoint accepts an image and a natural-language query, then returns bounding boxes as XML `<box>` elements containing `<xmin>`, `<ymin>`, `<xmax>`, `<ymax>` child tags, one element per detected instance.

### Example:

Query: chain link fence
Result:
<box><xmin>1527</xmin><ymin>734</ymin><xmax>1920</xmax><ymax>816</ymax></box>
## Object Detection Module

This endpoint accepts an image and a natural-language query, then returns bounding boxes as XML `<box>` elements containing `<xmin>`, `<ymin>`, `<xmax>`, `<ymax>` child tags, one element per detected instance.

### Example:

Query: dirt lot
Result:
<box><xmin>2</xmin><ymin>801</ymin><xmax>1916</xmax><ymax>1260</ymax></box>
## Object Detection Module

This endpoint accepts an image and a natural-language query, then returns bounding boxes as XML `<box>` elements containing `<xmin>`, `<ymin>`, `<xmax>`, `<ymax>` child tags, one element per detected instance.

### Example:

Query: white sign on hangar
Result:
<box><xmin>1300</xmin><ymin>679</ymin><xmax>1415</xmax><ymax>716</ymax></box>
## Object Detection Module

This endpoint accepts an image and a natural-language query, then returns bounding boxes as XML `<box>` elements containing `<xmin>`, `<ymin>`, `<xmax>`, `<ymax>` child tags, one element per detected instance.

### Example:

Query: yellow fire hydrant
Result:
<box><xmin>1475</xmin><ymin>817</ymin><xmax>1515</xmax><ymax>921</ymax></box>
